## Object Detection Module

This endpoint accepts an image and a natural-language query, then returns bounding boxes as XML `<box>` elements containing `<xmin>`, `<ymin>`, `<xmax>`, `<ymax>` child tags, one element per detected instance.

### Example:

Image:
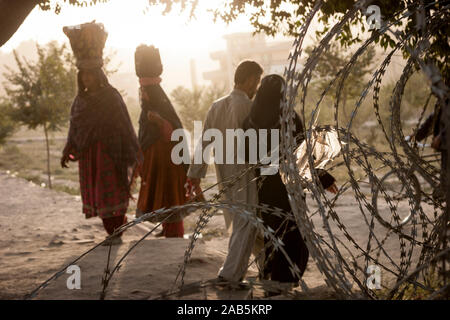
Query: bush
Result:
<box><xmin>0</xmin><ymin>102</ymin><xmax>16</xmax><ymax>145</ymax></box>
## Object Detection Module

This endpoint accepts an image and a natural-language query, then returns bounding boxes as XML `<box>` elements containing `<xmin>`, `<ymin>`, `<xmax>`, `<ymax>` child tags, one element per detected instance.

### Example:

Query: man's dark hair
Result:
<box><xmin>234</xmin><ymin>60</ymin><xmax>263</xmax><ymax>85</ymax></box>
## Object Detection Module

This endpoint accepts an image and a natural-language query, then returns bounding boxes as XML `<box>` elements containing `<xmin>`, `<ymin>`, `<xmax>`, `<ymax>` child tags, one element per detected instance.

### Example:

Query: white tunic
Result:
<box><xmin>187</xmin><ymin>88</ymin><xmax>259</xmax><ymax>281</ymax></box>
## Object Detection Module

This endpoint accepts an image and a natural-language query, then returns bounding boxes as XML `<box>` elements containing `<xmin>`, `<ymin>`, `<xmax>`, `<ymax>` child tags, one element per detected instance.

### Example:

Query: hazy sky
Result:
<box><xmin>1</xmin><ymin>0</ymin><xmax>268</xmax><ymax>91</ymax></box>
<box><xmin>3</xmin><ymin>0</ymin><xmax>255</xmax><ymax>50</ymax></box>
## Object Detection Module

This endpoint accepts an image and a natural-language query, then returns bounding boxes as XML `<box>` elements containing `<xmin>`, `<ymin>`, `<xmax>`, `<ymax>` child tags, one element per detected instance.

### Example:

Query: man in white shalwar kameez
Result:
<box><xmin>187</xmin><ymin>61</ymin><xmax>263</xmax><ymax>282</ymax></box>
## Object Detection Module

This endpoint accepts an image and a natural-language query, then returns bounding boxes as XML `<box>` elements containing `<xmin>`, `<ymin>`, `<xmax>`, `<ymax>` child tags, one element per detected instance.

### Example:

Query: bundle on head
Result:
<box><xmin>63</xmin><ymin>21</ymin><xmax>108</xmax><ymax>70</ymax></box>
<box><xmin>135</xmin><ymin>44</ymin><xmax>163</xmax><ymax>78</ymax></box>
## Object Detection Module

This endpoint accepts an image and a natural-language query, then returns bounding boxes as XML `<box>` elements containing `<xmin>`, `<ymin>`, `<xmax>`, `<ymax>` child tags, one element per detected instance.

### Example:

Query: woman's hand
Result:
<box><xmin>147</xmin><ymin>111</ymin><xmax>163</xmax><ymax>123</ymax></box>
<box><xmin>185</xmin><ymin>177</ymin><xmax>205</xmax><ymax>202</ymax></box>
<box><xmin>431</xmin><ymin>134</ymin><xmax>441</xmax><ymax>150</ymax></box>
<box><xmin>326</xmin><ymin>183</ymin><xmax>339</xmax><ymax>194</ymax></box>
<box><xmin>61</xmin><ymin>152</ymin><xmax>70</xmax><ymax>168</ymax></box>
<box><xmin>61</xmin><ymin>145</ymin><xmax>77</xmax><ymax>168</ymax></box>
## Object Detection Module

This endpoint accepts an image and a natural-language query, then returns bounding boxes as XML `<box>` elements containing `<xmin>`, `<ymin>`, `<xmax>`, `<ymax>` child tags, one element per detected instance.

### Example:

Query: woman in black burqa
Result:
<box><xmin>243</xmin><ymin>74</ymin><xmax>337</xmax><ymax>285</ymax></box>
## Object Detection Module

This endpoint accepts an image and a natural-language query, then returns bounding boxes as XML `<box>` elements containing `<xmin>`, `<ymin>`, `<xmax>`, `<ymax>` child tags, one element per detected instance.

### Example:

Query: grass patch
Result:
<box><xmin>53</xmin><ymin>184</ymin><xmax>80</xmax><ymax>195</ymax></box>
<box><xmin>374</xmin><ymin>270</ymin><xmax>444</xmax><ymax>300</ymax></box>
<box><xmin>0</xmin><ymin>137</ymin><xmax>80</xmax><ymax>195</ymax></box>
<box><xmin>17</xmin><ymin>173</ymin><xmax>42</xmax><ymax>185</ymax></box>
<box><xmin>0</xmin><ymin>145</ymin><xmax>31</xmax><ymax>170</ymax></box>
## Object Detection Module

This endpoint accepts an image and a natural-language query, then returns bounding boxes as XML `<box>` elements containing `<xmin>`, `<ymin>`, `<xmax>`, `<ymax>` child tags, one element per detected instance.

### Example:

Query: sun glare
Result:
<box><xmin>3</xmin><ymin>0</ymin><xmax>252</xmax><ymax>53</ymax></box>
<box><xmin>0</xmin><ymin>0</ymin><xmax>268</xmax><ymax>91</ymax></box>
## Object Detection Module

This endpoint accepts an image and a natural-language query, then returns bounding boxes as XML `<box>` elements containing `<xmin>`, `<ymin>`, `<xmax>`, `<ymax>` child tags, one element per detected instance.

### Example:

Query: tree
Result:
<box><xmin>2</xmin><ymin>1</ymin><xmax>447</xmax><ymax>80</ymax></box>
<box><xmin>3</xmin><ymin>41</ymin><xmax>77</xmax><ymax>189</ymax></box>
<box><xmin>0</xmin><ymin>0</ymin><xmax>40</xmax><ymax>48</ymax></box>
<box><xmin>0</xmin><ymin>101</ymin><xmax>16</xmax><ymax>146</ymax></box>
<box><xmin>211</xmin><ymin>1</ymin><xmax>448</xmax><ymax>79</ymax></box>
<box><xmin>0</xmin><ymin>1</ymin><xmax>110</xmax><ymax>47</ymax></box>
<box><xmin>171</xmin><ymin>85</ymin><xmax>227</xmax><ymax>132</ymax></box>
<box><xmin>304</xmin><ymin>40</ymin><xmax>376</xmax><ymax>123</ymax></box>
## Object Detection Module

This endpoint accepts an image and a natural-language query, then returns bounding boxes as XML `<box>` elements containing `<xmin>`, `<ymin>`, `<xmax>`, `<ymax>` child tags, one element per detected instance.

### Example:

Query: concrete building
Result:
<box><xmin>203</xmin><ymin>32</ymin><xmax>294</xmax><ymax>91</ymax></box>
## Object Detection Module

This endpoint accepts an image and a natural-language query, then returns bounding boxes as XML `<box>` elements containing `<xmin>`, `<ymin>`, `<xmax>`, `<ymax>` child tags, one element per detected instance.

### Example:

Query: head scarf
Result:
<box><xmin>243</xmin><ymin>74</ymin><xmax>335</xmax><ymax>188</ymax></box>
<box><xmin>138</xmin><ymin>81</ymin><xmax>184</xmax><ymax>148</ymax></box>
<box><xmin>243</xmin><ymin>74</ymin><xmax>304</xmax><ymax>142</ymax></box>
<box><xmin>138</xmin><ymin>80</ymin><xmax>189</xmax><ymax>172</ymax></box>
<box><xmin>67</xmin><ymin>68</ymin><xmax>142</xmax><ymax>195</ymax></box>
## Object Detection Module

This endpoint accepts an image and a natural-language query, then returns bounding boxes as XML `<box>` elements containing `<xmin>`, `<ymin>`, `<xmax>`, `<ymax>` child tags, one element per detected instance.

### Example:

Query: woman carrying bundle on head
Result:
<box><xmin>61</xmin><ymin>22</ymin><xmax>142</xmax><ymax>245</ymax></box>
<box><xmin>134</xmin><ymin>45</ymin><xmax>192</xmax><ymax>238</ymax></box>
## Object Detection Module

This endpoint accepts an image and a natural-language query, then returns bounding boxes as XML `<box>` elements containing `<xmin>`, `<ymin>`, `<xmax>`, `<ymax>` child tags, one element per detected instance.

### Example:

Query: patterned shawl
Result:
<box><xmin>138</xmin><ymin>81</ymin><xmax>189</xmax><ymax>172</ymax></box>
<box><xmin>66</xmin><ymin>69</ymin><xmax>142</xmax><ymax>195</ymax></box>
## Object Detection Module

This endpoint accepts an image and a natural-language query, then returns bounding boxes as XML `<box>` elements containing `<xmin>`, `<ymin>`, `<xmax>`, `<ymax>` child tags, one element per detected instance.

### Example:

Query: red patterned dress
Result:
<box><xmin>63</xmin><ymin>73</ymin><xmax>141</xmax><ymax>239</ymax></box>
<box><xmin>136</xmin><ymin>116</ymin><xmax>186</xmax><ymax>237</ymax></box>
<box><xmin>78</xmin><ymin>141</ymin><xmax>129</xmax><ymax>235</ymax></box>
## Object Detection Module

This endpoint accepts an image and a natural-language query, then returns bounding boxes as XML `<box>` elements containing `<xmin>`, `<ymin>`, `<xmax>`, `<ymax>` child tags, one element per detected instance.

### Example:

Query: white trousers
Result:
<box><xmin>218</xmin><ymin>209</ymin><xmax>259</xmax><ymax>281</ymax></box>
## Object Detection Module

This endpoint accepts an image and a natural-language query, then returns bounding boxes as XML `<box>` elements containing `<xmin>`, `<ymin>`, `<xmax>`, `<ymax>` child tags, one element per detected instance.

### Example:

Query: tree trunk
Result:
<box><xmin>43</xmin><ymin>124</ymin><xmax>52</xmax><ymax>189</ymax></box>
<box><xmin>0</xmin><ymin>0</ymin><xmax>38</xmax><ymax>47</ymax></box>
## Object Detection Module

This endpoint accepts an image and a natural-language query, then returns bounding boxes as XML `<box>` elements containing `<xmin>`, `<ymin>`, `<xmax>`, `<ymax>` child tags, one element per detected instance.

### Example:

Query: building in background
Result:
<box><xmin>203</xmin><ymin>32</ymin><xmax>293</xmax><ymax>91</ymax></box>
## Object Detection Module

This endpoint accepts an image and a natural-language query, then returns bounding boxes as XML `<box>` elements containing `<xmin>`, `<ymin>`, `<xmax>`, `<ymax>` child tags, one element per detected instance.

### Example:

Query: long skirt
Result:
<box><xmin>137</xmin><ymin>137</ymin><xmax>187</xmax><ymax>238</ymax></box>
<box><xmin>78</xmin><ymin>141</ymin><xmax>129</xmax><ymax>236</ymax></box>
<box><xmin>258</xmin><ymin>172</ymin><xmax>309</xmax><ymax>283</ymax></box>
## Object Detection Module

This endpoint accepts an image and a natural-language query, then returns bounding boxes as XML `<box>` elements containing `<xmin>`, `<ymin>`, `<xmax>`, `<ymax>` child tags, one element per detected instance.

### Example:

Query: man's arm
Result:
<box><xmin>186</xmin><ymin>105</ymin><xmax>215</xmax><ymax>179</ymax></box>
<box><xmin>185</xmin><ymin>105</ymin><xmax>217</xmax><ymax>199</ymax></box>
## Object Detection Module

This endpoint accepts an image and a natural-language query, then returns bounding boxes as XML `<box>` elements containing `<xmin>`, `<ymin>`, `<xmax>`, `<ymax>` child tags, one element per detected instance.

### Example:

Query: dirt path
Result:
<box><xmin>0</xmin><ymin>171</ymin><xmax>335</xmax><ymax>300</ymax></box>
<box><xmin>2</xmin><ymin>167</ymin><xmax>433</xmax><ymax>300</ymax></box>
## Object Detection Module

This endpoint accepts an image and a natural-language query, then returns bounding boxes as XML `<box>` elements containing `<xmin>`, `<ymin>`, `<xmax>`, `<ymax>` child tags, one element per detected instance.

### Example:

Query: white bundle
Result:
<box><xmin>295</xmin><ymin>128</ymin><xmax>342</xmax><ymax>181</ymax></box>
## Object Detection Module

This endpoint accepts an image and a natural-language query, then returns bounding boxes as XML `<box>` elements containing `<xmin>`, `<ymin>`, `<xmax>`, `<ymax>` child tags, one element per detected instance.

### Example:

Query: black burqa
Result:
<box><xmin>243</xmin><ymin>74</ymin><xmax>309</xmax><ymax>283</ymax></box>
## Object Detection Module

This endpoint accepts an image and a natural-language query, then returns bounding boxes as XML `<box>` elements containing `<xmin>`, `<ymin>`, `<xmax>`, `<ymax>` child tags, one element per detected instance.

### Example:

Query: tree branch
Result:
<box><xmin>0</xmin><ymin>0</ymin><xmax>39</xmax><ymax>48</ymax></box>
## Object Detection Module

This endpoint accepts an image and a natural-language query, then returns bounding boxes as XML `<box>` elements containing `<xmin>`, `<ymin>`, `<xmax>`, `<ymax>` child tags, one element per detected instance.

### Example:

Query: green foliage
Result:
<box><xmin>374</xmin><ymin>268</ymin><xmax>444</xmax><ymax>299</ymax></box>
<box><xmin>36</xmin><ymin>1</ymin><xmax>448</xmax><ymax>81</ymax></box>
<box><xmin>53</xmin><ymin>184</ymin><xmax>80</xmax><ymax>195</ymax></box>
<box><xmin>210</xmin><ymin>1</ymin><xmax>448</xmax><ymax>75</ymax></box>
<box><xmin>0</xmin><ymin>101</ymin><xmax>16</xmax><ymax>145</ymax></box>
<box><xmin>3</xmin><ymin>41</ymin><xmax>77</xmax><ymax>188</ymax></box>
<box><xmin>305</xmin><ymin>40</ymin><xmax>376</xmax><ymax>121</ymax></box>
<box><xmin>0</xmin><ymin>144</ymin><xmax>30</xmax><ymax>171</ymax></box>
<box><xmin>3</xmin><ymin>41</ymin><xmax>77</xmax><ymax>131</ymax></box>
<box><xmin>300</xmin><ymin>42</ymin><xmax>435</xmax><ymax>151</ymax></box>
<box><xmin>171</xmin><ymin>85</ymin><xmax>227</xmax><ymax>132</ymax></box>
<box><xmin>38</xmin><ymin>0</ymin><xmax>199</xmax><ymax>16</ymax></box>
<box><xmin>0</xmin><ymin>139</ymin><xmax>81</xmax><ymax>194</ymax></box>
<box><xmin>38</xmin><ymin>0</ymin><xmax>111</xmax><ymax>14</ymax></box>
<box><xmin>150</xmin><ymin>1</ymin><xmax>449</xmax><ymax>83</ymax></box>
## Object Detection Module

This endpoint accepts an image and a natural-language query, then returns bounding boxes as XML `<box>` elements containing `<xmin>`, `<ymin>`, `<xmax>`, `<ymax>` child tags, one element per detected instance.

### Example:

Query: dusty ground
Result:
<box><xmin>0</xmin><ymin>168</ymin><xmax>436</xmax><ymax>300</ymax></box>
<box><xmin>0</xmin><ymin>171</ymin><xmax>334</xmax><ymax>300</ymax></box>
